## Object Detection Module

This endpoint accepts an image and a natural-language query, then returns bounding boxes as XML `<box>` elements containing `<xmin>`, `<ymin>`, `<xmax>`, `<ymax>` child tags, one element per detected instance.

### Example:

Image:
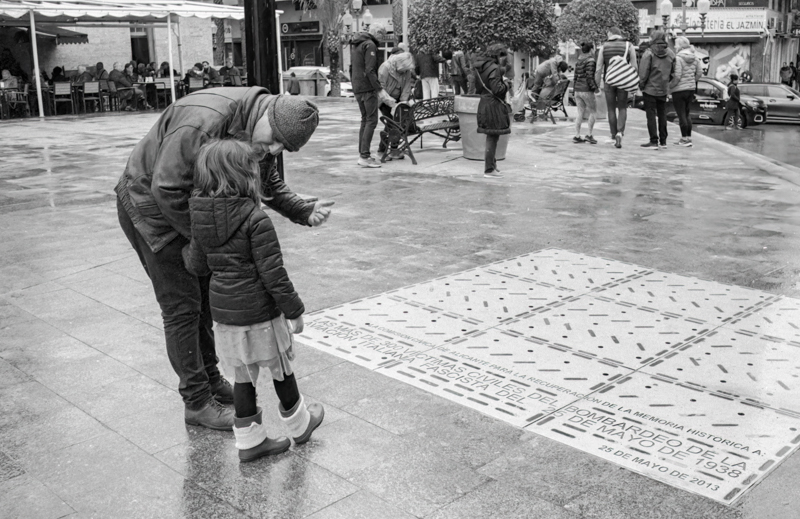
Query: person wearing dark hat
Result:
<box><xmin>115</xmin><ymin>87</ymin><xmax>333</xmax><ymax>432</ymax></box>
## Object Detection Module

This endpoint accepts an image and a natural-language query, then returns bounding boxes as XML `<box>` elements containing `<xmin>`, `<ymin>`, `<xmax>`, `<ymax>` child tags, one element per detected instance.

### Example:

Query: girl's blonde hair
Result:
<box><xmin>674</xmin><ymin>36</ymin><xmax>691</xmax><ymax>52</ymax></box>
<box><xmin>193</xmin><ymin>139</ymin><xmax>262</xmax><ymax>204</ymax></box>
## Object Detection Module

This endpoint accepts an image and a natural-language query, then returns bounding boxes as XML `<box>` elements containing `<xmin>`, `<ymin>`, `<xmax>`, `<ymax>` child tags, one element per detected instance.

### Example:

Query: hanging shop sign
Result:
<box><xmin>281</xmin><ymin>21</ymin><xmax>320</xmax><ymax>34</ymax></box>
<box><xmin>670</xmin><ymin>8</ymin><xmax>767</xmax><ymax>34</ymax></box>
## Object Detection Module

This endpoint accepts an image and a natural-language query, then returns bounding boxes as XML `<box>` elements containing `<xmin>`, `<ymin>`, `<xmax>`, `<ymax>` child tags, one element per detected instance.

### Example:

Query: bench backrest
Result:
<box><xmin>412</xmin><ymin>97</ymin><xmax>454</xmax><ymax>121</ymax></box>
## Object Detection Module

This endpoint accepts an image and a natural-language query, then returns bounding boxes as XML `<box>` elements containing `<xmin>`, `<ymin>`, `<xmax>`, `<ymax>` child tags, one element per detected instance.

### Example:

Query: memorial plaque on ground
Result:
<box><xmin>297</xmin><ymin>249</ymin><xmax>799</xmax><ymax>504</ymax></box>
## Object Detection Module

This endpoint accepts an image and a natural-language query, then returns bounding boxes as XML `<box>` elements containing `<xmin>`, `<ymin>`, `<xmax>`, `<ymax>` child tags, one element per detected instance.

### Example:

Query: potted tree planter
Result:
<box><xmin>454</xmin><ymin>94</ymin><xmax>512</xmax><ymax>161</ymax></box>
<box><xmin>407</xmin><ymin>0</ymin><xmax>558</xmax><ymax>160</ymax></box>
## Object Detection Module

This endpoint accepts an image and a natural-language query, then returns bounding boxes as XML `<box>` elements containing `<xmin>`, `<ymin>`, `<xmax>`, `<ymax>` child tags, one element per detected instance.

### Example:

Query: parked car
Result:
<box><xmin>284</xmin><ymin>66</ymin><xmax>353</xmax><ymax>97</ymax></box>
<box><xmin>737</xmin><ymin>83</ymin><xmax>800</xmax><ymax>123</ymax></box>
<box><xmin>661</xmin><ymin>78</ymin><xmax>766</xmax><ymax>128</ymax></box>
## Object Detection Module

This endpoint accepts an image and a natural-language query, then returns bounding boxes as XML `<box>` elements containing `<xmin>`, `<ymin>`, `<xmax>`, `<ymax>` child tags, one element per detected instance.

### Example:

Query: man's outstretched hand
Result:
<box><xmin>308</xmin><ymin>200</ymin><xmax>334</xmax><ymax>227</ymax></box>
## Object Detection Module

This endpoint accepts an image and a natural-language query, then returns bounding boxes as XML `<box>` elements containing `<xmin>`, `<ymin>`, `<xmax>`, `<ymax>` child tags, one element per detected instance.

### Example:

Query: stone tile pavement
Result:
<box><xmin>1</xmin><ymin>99</ymin><xmax>800</xmax><ymax>518</ymax></box>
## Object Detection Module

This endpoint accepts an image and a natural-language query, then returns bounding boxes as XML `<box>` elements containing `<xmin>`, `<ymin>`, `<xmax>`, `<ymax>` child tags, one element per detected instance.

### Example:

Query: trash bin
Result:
<box><xmin>454</xmin><ymin>95</ymin><xmax>511</xmax><ymax>161</ymax></box>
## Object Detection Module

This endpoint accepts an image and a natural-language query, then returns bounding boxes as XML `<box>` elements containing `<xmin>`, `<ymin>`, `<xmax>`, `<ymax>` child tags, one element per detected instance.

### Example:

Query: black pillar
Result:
<box><xmin>244</xmin><ymin>0</ymin><xmax>284</xmax><ymax>178</ymax></box>
<box><xmin>244</xmin><ymin>0</ymin><xmax>281</xmax><ymax>93</ymax></box>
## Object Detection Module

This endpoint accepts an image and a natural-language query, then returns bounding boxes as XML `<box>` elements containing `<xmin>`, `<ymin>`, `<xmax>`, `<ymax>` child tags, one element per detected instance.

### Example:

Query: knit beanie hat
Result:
<box><xmin>267</xmin><ymin>96</ymin><xmax>319</xmax><ymax>152</ymax></box>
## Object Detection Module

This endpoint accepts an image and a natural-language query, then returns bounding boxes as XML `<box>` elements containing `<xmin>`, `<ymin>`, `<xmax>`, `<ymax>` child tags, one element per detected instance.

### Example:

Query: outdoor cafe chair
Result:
<box><xmin>231</xmin><ymin>75</ymin><xmax>242</xmax><ymax>87</ymax></box>
<box><xmin>154</xmin><ymin>81</ymin><xmax>174</xmax><ymax>108</ymax></box>
<box><xmin>99</xmin><ymin>80</ymin><xmax>115</xmax><ymax>112</ymax></box>
<box><xmin>105</xmin><ymin>81</ymin><xmax>122</xmax><ymax>112</ymax></box>
<box><xmin>82</xmin><ymin>81</ymin><xmax>102</xmax><ymax>113</ymax></box>
<box><xmin>52</xmin><ymin>81</ymin><xmax>74</xmax><ymax>115</ymax></box>
<box><xmin>188</xmin><ymin>78</ymin><xmax>204</xmax><ymax>93</ymax></box>
<box><xmin>7</xmin><ymin>83</ymin><xmax>31</xmax><ymax>118</ymax></box>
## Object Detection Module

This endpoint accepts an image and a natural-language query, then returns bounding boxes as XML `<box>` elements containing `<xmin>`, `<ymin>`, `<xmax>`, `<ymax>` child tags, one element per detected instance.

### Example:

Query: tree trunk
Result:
<box><xmin>327</xmin><ymin>31</ymin><xmax>341</xmax><ymax>97</ymax></box>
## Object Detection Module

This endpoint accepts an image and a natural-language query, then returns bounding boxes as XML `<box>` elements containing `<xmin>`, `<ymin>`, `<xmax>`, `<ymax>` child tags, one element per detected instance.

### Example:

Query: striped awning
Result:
<box><xmin>0</xmin><ymin>0</ymin><xmax>245</xmax><ymax>23</ymax></box>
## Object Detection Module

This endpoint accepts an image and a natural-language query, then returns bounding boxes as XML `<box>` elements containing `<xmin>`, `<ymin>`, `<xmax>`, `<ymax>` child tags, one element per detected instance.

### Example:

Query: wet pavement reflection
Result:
<box><xmin>695</xmin><ymin>122</ymin><xmax>800</xmax><ymax>167</ymax></box>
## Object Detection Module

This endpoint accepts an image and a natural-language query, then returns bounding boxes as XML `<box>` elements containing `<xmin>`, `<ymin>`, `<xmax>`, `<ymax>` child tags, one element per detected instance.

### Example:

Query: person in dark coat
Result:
<box><xmin>474</xmin><ymin>43</ymin><xmax>511</xmax><ymax>179</ymax></box>
<box><xmin>415</xmin><ymin>49</ymin><xmax>446</xmax><ymax>99</ymax></box>
<box><xmin>94</xmin><ymin>62</ymin><xmax>109</xmax><ymax>81</ymax></box>
<box><xmin>50</xmin><ymin>66</ymin><xmax>68</xmax><ymax>84</ymax></box>
<box><xmin>183</xmin><ymin>138</ymin><xmax>324</xmax><ymax>463</ymax></box>
<box><xmin>350</xmin><ymin>22</ymin><xmax>391</xmax><ymax>168</ymax></box>
<box><xmin>639</xmin><ymin>30</ymin><xmax>676</xmax><ymax>149</ymax></box>
<box><xmin>110</xmin><ymin>62</ymin><xmax>149</xmax><ymax>111</ymax></box>
<box><xmin>220</xmin><ymin>58</ymin><xmax>241</xmax><ymax>85</ymax></box>
<box><xmin>203</xmin><ymin>61</ymin><xmax>223</xmax><ymax>87</ymax></box>
<box><xmin>725</xmin><ymin>74</ymin><xmax>743</xmax><ymax>130</ymax></box>
<box><xmin>156</xmin><ymin>61</ymin><xmax>178</xmax><ymax>79</ymax></box>
<box><xmin>288</xmin><ymin>72</ymin><xmax>301</xmax><ymax>95</ymax></box>
<box><xmin>115</xmin><ymin>88</ymin><xmax>333</xmax><ymax>431</ymax></box>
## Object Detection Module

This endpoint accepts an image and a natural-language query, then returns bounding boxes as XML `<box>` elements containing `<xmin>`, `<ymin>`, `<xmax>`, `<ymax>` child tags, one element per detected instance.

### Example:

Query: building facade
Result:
<box><xmin>646</xmin><ymin>0</ymin><xmax>798</xmax><ymax>82</ymax></box>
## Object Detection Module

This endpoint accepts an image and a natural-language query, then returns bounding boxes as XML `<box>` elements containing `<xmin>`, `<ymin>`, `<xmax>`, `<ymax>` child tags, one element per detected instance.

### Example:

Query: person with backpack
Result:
<box><xmin>669</xmin><ymin>36</ymin><xmax>703</xmax><ymax>148</ymax></box>
<box><xmin>572</xmin><ymin>42</ymin><xmax>599</xmax><ymax>144</ymax></box>
<box><xmin>594</xmin><ymin>27</ymin><xmax>638</xmax><ymax>149</ymax></box>
<box><xmin>639</xmin><ymin>30</ymin><xmax>676</xmax><ymax>149</ymax></box>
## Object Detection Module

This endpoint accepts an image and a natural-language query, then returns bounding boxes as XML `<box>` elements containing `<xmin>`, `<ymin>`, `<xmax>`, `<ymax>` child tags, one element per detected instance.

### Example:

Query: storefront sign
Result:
<box><xmin>671</xmin><ymin>8</ymin><xmax>767</xmax><ymax>33</ymax></box>
<box><xmin>673</xmin><ymin>0</ymin><xmax>770</xmax><ymax>6</ymax></box>
<box><xmin>281</xmin><ymin>21</ymin><xmax>320</xmax><ymax>34</ymax></box>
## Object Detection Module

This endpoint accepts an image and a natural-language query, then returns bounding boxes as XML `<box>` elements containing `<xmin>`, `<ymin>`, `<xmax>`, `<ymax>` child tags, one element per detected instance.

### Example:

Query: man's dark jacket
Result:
<box><xmin>115</xmin><ymin>87</ymin><xmax>313</xmax><ymax>253</ymax></box>
<box><xmin>109</xmin><ymin>69</ymin><xmax>133</xmax><ymax>88</ymax></box>
<box><xmin>416</xmin><ymin>53</ymin><xmax>445</xmax><ymax>79</ymax></box>
<box><xmin>183</xmin><ymin>197</ymin><xmax>304</xmax><ymax>325</ymax></box>
<box><xmin>350</xmin><ymin>32</ymin><xmax>382</xmax><ymax>94</ymax></box>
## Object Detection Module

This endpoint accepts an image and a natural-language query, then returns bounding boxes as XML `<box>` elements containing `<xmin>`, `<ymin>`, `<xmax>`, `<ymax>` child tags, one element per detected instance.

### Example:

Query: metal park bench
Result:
<box><xmin>379</xmin><ymin>96</ymin><xmax>460</xmax><ymax>165</ymax></box>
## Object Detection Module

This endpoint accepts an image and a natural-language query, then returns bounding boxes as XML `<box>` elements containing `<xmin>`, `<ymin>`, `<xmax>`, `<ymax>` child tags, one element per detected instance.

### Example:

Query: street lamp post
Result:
<box><xmin>660</xmin><ymin>0</ymin><xmax>711</xmax><ymax>36</ymax></box>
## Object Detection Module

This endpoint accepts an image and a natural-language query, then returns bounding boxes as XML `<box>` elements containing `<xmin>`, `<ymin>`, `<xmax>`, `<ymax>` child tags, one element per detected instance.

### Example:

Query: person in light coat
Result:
<box><xmin>669</xmin><ymin>36</ymin><xmax>704</xmax><ymax>147</ymax></box>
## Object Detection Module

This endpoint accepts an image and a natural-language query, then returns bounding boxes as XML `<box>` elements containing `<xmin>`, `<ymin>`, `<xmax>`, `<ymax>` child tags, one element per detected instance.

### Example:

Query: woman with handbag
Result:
<box><xmin>474</xmin><ymin>43</ymin><xmax>511</xmax><ymax>179</ymax></box>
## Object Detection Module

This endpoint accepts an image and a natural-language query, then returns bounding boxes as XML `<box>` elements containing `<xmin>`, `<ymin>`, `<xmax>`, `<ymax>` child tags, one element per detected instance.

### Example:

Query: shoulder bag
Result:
<box><xmin>605</xmin><ymin>42</ymin><xmax>639</xmax><ymax>94</ymax></box>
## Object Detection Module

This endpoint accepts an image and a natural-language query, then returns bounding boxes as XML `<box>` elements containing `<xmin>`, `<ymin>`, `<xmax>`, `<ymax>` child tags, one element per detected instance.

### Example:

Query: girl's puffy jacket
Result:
<box><xmin>669</xmin><ymin>48</ymin><xmax>704</xmax><ymax>93</ymax></box>
<box><xmin>573</xmin><ymin>53</ymin><xmax>598</xmax><ymax>93</ymax></box>
<box><xmin>183</xmin><ymin>196</ymin><xmax>304</xmax><ymax>326</ymax></box>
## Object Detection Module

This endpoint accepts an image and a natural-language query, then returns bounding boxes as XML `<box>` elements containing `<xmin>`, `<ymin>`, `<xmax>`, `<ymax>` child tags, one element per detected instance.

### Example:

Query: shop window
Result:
<box><xmin>294</xmin><ymin>0</ymin><xmax>316</xmax><ymax>9</ymax></box>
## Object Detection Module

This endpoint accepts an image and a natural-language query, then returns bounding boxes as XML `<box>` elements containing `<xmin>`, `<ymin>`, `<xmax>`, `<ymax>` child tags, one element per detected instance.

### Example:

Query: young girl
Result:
<box><xmin>183</xmin><ymin>138</ymin><xmax>324</xmax><ymax>463</ymax></box>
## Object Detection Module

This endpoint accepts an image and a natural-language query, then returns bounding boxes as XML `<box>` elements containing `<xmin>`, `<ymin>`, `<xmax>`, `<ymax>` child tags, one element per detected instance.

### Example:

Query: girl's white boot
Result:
<box><xmin>233</xmin><ymin>407</ymin><xmax>291</xmax><ymax>462</ymax></box>
<box><xmin>279</xmin><ymin>395</ymin><xmax>325</xmax><ymax>445</ymax></box>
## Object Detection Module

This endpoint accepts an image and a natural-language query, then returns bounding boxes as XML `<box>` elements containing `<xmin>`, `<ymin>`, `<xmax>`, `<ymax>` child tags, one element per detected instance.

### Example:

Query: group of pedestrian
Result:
<box><xmin>575</xmin><ymin>27</ymin><xmax>737</xmax><ymax>150</ymax></box>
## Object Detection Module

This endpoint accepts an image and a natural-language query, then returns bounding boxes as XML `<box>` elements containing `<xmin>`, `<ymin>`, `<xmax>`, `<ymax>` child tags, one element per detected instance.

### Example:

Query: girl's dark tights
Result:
<box><xmin>233</xmin><ymin>373</ymin><xmax>300</xmax><ymax>418</ymax></box>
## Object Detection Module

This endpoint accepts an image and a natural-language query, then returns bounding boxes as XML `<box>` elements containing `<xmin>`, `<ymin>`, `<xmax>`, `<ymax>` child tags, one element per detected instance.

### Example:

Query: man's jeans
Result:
<box><xmin>643</xmin><ymin>93</ymin><xmax>668</xmax><ymax>145</ymax></box>
<box><xmin>355</xmin><ymin>91</ymin><xmax>379</xmax><ymax>159</ymax></box>
<box><xmin>604</xmin><ymin>85</ymin><xmax>629</xmax><ymax>138</ymax></box>
<box><xmin>117</xmin><ymin>199</ymin><xmax>219</xmax><ymax>410</ymax></box>
<box><xmin>451</xmin><ymin>76</ymin><xmax>467</xmax><ymax>95</ymax></box>
<box><xmin>672</xmin><ymin>90</ymin><xmax>694</xmax><ymax>138</ymax></box>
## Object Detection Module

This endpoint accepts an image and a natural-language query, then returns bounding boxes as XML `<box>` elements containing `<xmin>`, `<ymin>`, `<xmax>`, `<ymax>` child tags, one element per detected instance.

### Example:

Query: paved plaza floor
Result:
<box><xmin>2</xmin><ymin>99</ymin><xmax>800</xmax><ymax>518</ymax></box>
